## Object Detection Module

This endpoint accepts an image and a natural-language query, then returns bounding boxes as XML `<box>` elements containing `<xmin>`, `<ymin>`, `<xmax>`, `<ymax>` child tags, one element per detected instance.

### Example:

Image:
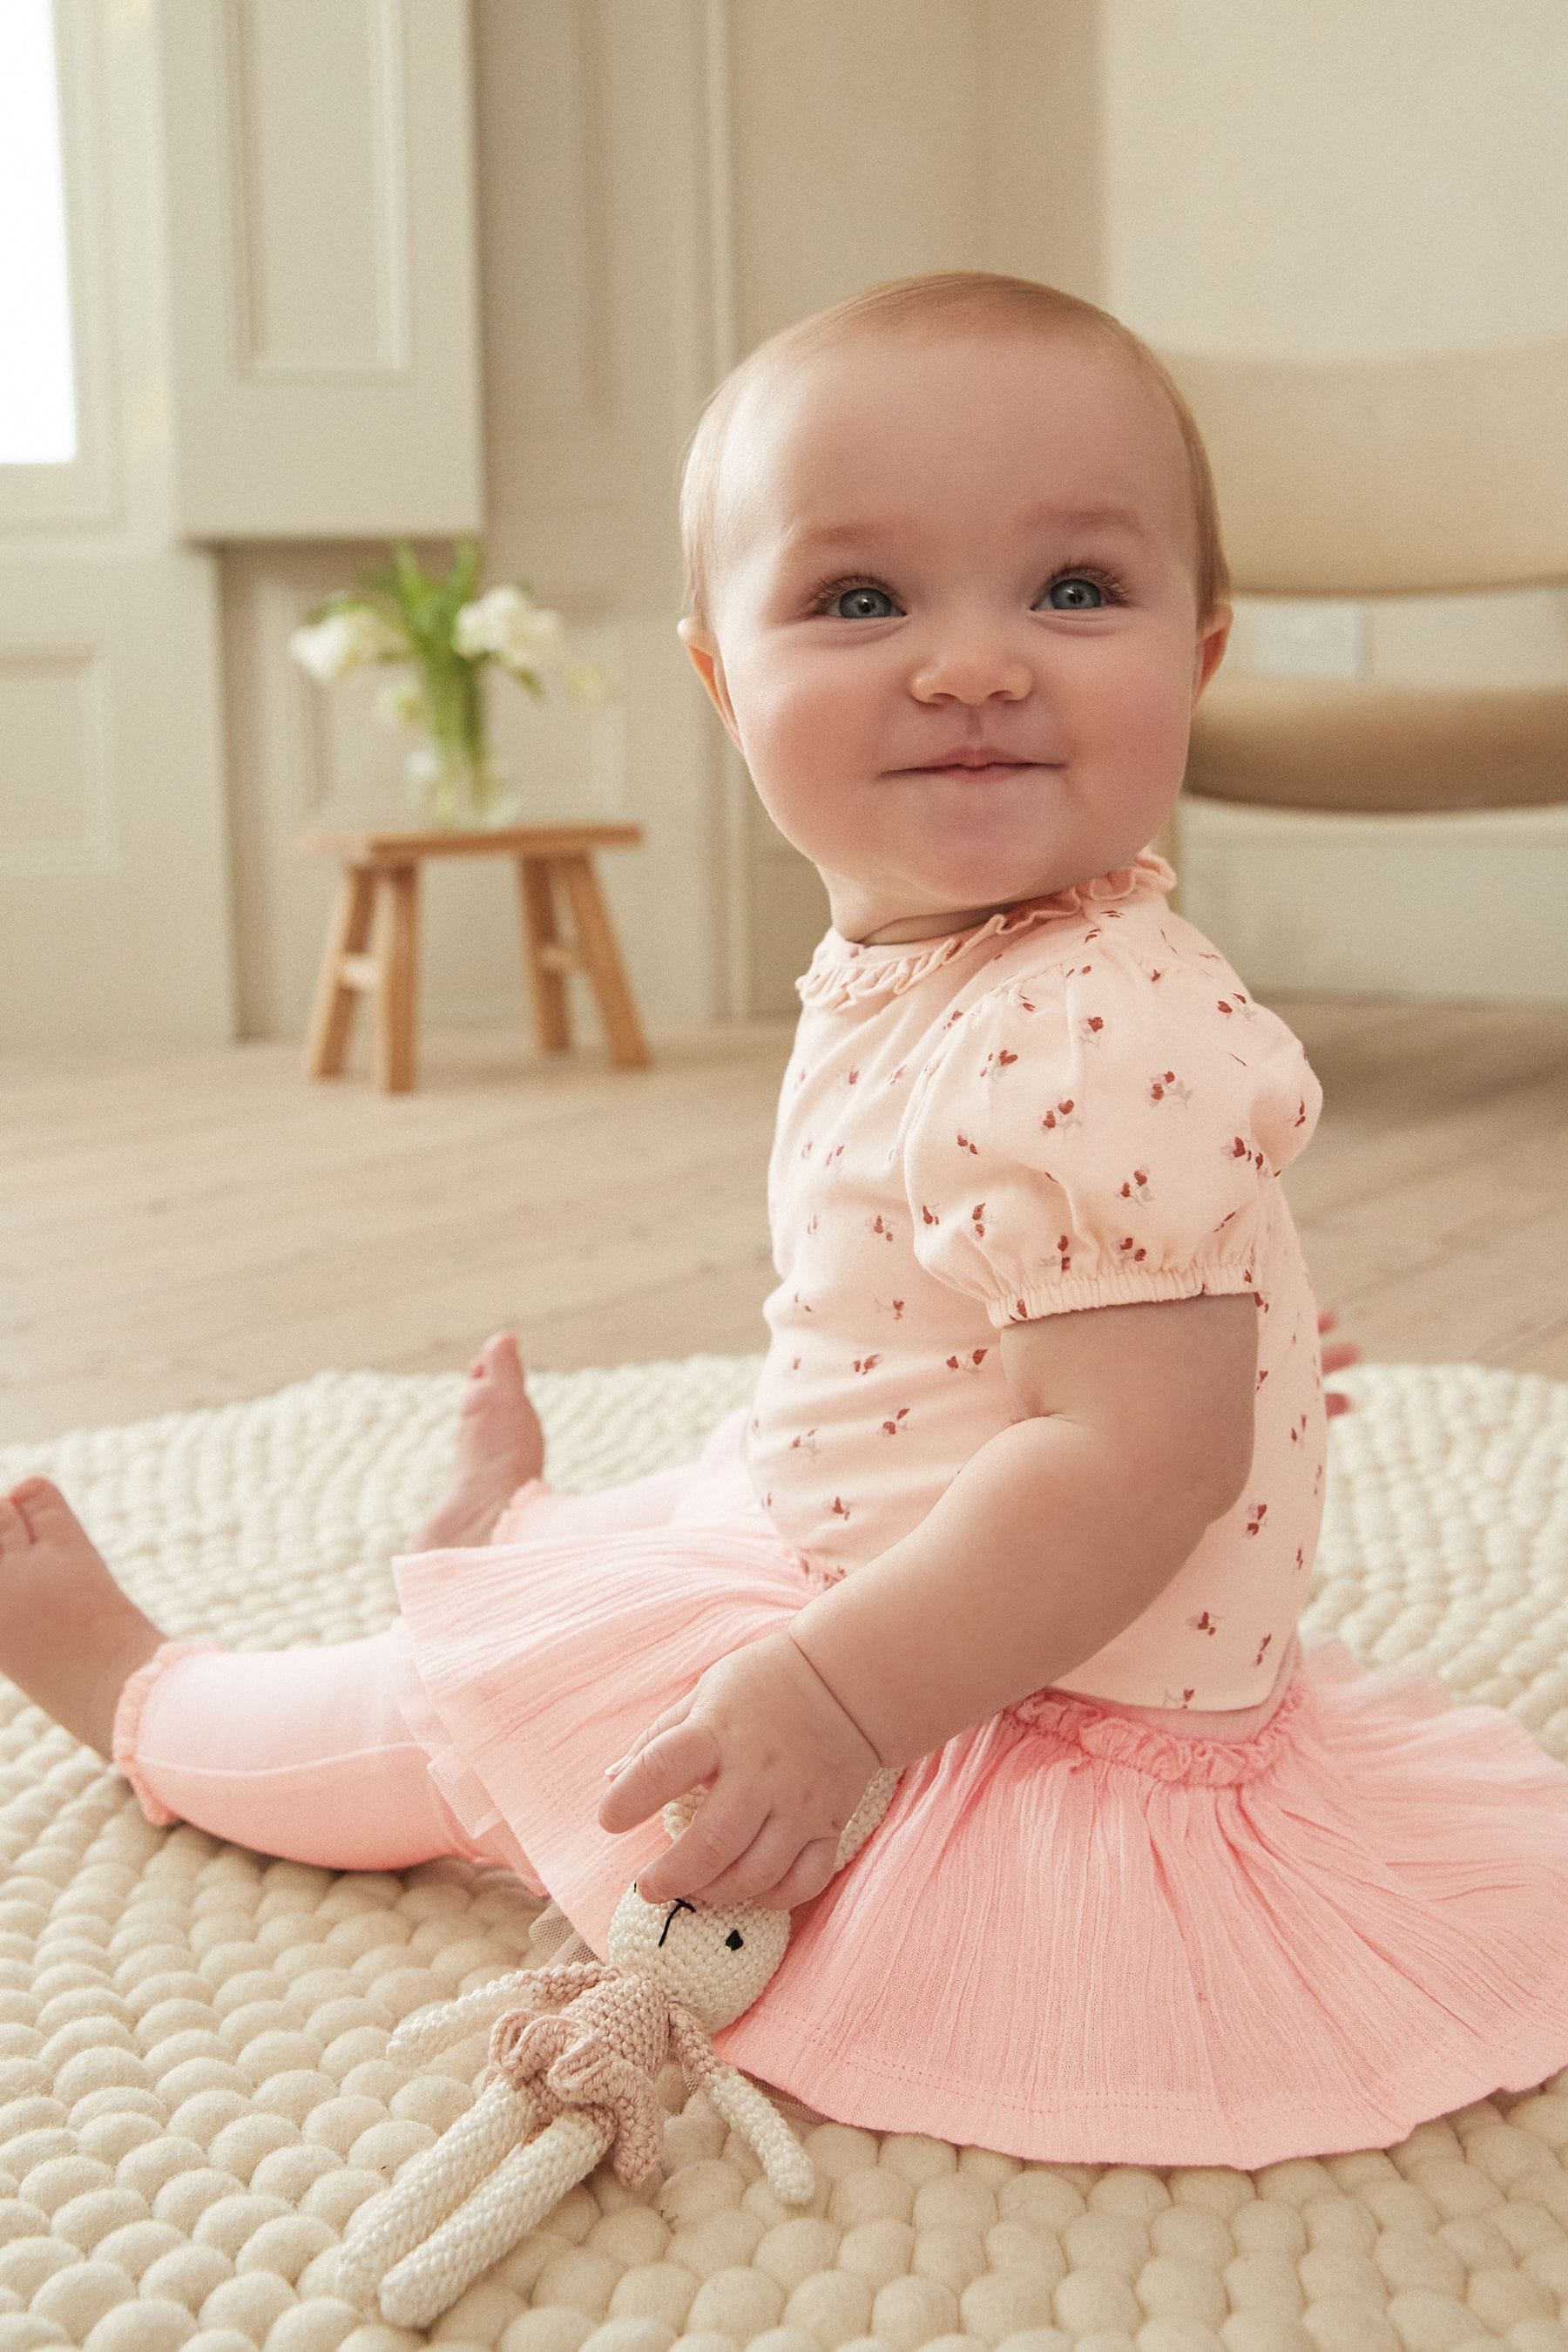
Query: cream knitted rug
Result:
<box><xmin>2</xmin><ymin>1355</ymin><xmax>1568</xmax><ymax>2352</ymax></box>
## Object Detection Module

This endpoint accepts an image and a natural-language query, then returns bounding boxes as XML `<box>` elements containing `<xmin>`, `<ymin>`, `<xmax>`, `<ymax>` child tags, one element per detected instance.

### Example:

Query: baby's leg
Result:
<box><xmin>413</xmin><ymin>1331</ymin><xmax>547</xmax><ymax>1549</ymax></box>
<box><xmin>416</xmin><ymin>1336</ymin><xmax>752</xmax><ymax>1551</ymax></box>
<box><xmin>0</xmin><ymin>1479</ymin><xmax>486</xmax><ymax>1870</ymax></box>
<box><xmin>117</xmin><ymin>1628</ymin><xmax>488</xmax><ymax>1871</ymax></box>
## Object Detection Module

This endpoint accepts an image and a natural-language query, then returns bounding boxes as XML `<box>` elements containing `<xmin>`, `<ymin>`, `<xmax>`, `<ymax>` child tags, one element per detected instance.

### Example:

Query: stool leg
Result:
<box><xmin>517</xmin><ymin>856</ymin><xmax>571</xmax><ymax>1053</ymax></box>
<box><xmin>375</xmin><ymin>864</ymin><xmax>421</xmax><ymax>1093</ymax></box>
<box><xmin>305</xmin><ymin>866</ymin><xmax>376</xmax><ymax>1079</ymax></box>
<box><xmin>558</xmin><ymin>855</ymin><xmax>650</xmax><ymax>1069</ymax></box>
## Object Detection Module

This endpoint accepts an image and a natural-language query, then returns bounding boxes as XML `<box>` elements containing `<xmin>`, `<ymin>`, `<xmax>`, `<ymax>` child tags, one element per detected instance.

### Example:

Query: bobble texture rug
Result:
<box><xmin>2</xmin><ymin>1355</ymin><xmax>1568</xmax><ymax>2352</ymax></box>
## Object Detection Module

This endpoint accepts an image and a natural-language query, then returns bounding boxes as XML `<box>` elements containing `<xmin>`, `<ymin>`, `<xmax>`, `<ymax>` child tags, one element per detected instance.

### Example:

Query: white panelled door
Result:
<box><xmin>0</xmin><ymin>0</ymin><xmax>485</xmax><ymax>1048</ymax></box>
<box><xmin>157</xmin><ymin>0</ymin><xmax>484</xmax><ymax>540</ymax></box>
<box><xmin>0</xmin><ymin>0</ymin><xmax>233</xmax><ymax>1049</ymax></box>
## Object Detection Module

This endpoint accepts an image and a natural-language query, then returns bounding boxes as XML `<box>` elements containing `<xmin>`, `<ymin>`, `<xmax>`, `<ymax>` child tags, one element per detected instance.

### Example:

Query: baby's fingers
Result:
<box><xmin>598</xmin><ymin>1720</ymin><xmax>720</xmax><ymax>1835</ymax></box>
<box><xmin>636</xmin><ymin>1781</ymin><xmax>768</xmax><ymax>1907</ymax></box>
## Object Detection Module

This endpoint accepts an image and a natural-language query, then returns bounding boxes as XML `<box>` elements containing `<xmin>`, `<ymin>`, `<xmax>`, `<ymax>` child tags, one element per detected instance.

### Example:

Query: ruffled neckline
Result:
<box><xmin>795</xmin><ymin>852</ymin><xmax>1176</xmax><ymax>1010</ymax></box>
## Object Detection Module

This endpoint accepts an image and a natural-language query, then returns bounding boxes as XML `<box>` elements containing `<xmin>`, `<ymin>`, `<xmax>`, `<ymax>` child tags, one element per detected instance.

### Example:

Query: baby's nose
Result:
<box><xmin>910</xmin><ymin>639</ymin><xmax>1032</xmax><ymax>702</ymax></box>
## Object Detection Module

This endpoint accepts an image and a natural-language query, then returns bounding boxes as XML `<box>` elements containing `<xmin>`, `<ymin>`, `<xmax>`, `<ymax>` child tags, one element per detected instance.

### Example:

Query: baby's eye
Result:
<box><xmin>818</xmin><ymin>584</ymin><xmax>901</xmax><ymax>621</ymax></box>
<box><xmin>1044</xmin><ymin>569</ymin><xmax>1105</xmax><ymax>606</ymax></box>
<box><xmin>1035</xmin><ymin>571</ymin><xmax>1122</xmax><ymax>612</ymax></box>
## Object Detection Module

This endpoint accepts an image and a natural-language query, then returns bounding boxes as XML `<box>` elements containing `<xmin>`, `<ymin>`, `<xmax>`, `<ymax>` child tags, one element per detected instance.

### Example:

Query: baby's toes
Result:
<box><xmin>463</xmin><ymin>1331</ymin><xmax>517</xmax><ymax>1394</ymax></box>
<box><xmin>483</xmin><ymin>1330</ymin><xmax>525</xmax><ymax>1388</ymax></box>
<box><xmin>6</xmin><ymin>1478</ymin><xmax>84</xmax><ymax>1548</ymax></box>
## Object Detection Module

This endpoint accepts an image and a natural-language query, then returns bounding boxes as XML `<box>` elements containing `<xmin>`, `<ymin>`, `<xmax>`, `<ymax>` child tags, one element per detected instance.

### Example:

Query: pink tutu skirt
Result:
<box><xmin>392</xmin><ymin>1411</ymin><xmax>1568</xmax><ymax>2171</ymax></box>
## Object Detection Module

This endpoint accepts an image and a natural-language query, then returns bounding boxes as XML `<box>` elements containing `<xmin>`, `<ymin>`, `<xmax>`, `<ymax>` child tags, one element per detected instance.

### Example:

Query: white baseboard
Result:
<box><xmin>1175</xmin><ymin>796</ymin><xmax>1568</xmax><ymax>1003</ymax></box>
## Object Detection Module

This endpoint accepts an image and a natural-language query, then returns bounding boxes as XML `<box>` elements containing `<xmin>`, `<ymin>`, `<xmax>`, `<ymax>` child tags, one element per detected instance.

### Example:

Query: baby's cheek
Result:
<box><xmin>739</xmin><ymin>674</ymin><xmax>876</xmax><ymax>839</ymax></box>
<box><xmin>1075</xmin><ymin>668</ymin><xmax>1193</xmax><ymax>789</ymax></box>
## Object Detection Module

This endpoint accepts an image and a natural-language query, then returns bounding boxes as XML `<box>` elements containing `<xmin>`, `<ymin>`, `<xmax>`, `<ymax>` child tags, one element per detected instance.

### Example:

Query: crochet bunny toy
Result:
<box><xmin>337</xmin><ymin>1765</ymin><xmax>902</xmax><ymax>2329</ymax></box>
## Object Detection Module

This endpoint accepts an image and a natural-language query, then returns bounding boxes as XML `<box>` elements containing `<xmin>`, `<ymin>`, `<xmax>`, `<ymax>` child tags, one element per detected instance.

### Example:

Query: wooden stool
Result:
<box><xmin>301</xmin><ymin>824</ymin><xmax>650</xmax><ymax>1092</ymax></box>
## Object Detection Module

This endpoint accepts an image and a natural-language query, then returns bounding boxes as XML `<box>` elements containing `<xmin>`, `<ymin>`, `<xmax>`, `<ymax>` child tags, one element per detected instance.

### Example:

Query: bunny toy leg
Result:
<box><xmin>336</xmin><ymin>2074</ymin><xmax>539</xmax><ymax>2312</ymax></box>
<box><xmin>378</xmin><ymin>2106</ymin><xmax>616</xmax><ymax>2331</ymax></box>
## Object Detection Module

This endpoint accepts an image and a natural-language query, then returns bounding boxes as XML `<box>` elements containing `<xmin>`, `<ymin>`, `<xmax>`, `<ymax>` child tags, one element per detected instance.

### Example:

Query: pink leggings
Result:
<box><xmin>111</xmin><ymin>1451</ymin><xmax>1299</xmax><ymax>1876</ymax></box>
<box><xmin>111</xmin><ymin>1460</ymin><xmax>698</xmax><ymax>1875</ymax></box>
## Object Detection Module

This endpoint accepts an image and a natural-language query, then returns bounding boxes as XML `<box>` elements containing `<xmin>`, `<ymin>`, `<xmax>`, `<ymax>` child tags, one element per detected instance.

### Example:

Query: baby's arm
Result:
<box><xmin>788</xmin><ymin>1293</ymin><xmax>1257</xmax><ymax>1769</ymax></box>
<box><xmin>600</xmin><ymin>1293</ymin><xmax>1258</xmax><ymax>1909</ymax></box>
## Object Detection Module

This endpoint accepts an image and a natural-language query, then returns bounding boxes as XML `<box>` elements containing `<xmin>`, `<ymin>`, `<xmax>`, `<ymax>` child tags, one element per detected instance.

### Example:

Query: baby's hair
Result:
<box><xmin>679</xmin><ymin>269</ymin><xmax>1229</xmax><ymax>633</ymax></box>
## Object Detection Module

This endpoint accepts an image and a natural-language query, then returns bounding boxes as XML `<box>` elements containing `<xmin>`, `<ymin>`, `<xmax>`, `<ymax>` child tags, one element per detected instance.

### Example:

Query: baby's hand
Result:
<box><xmin>1318</xmin><ymin>1307</ymin><xmax>1362</xmax><ymax>1418</ymax></box>
<box><xmin>598</xmin><ymin>1630</ymin><xmax>882</xmax><ymax>1912</ymax></box>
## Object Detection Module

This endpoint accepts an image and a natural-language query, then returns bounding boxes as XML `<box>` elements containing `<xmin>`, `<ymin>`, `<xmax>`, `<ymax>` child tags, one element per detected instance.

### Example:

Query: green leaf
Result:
<box><xmin>450</xmin><ymin>538</ymin><xmax>482</xmax><ymax>605</ymax></box>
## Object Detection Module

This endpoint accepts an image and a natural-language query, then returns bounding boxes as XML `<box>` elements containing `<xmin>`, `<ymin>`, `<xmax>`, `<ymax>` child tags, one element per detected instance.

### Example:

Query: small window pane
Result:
<box><xmin>0</xmin><ymin>0</ymin><xmax>77</xmax><ymax>465</ymax></box>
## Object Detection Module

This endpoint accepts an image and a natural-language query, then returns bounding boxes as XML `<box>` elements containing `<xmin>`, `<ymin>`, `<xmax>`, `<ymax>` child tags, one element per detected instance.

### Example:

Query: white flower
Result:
<box><xmin>564</xmin><ymin>658</ymin><xmax>618</xmax><ymax>709</ymax></box>
<box><xmin>455</xmin><ymin>585</ymin><xmax>565</xmax><ymax>672</ymax></box>
<box><xmin>289</xmin><ymin>605</ymin><xmax>405</xmax><ymax>683</ymax></box>
<box><xmin>375</xmin><ymin>675</ymin><xmax>424</xmax><ymax>730</ymax></box>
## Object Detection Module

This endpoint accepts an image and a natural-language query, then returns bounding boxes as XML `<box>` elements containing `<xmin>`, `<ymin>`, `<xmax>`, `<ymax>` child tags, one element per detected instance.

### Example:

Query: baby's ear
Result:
<box><xmin>678</xmin><ymin>618</ymin><xmax>741</xmax><ymax>747</ymax></box>
<box><xmin>1193</xmin><ymin>603</ymin><xmax>1233</xmax><ymax>702</ymax></box>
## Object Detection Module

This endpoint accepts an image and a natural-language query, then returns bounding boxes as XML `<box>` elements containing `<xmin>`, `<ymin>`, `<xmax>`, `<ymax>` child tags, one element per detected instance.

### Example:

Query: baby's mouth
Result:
<box><xmin>897</xmin><ymin>756</ymin><xmax>1054</xmax><ymax>782</ymax></box>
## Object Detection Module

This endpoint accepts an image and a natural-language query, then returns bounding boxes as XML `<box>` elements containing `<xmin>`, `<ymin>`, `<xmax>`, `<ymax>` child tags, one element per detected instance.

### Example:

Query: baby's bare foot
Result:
<box><xmin>0</xmin><ymin>1479</ymin><xmax>166</xmax><ymax>1757</ymax></box>
<box><xmin>413</xmin><ymin>1331</ymin><xmax>546</xmax><ymax>1549</ymax></box>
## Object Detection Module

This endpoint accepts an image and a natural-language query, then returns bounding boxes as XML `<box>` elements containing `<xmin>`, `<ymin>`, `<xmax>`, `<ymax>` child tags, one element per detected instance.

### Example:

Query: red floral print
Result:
<box><xmin>757</xmin><ymin>869</ymin><xmax>1323</xmax><ymax>1707</ymax></box>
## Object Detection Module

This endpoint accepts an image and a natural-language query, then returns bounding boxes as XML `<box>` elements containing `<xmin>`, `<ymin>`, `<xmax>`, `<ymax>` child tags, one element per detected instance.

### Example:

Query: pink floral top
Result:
<box><xmin>743</xmin><ymin>853</ymin><xmax>1328</xmax><ymax>1711</ymax></box>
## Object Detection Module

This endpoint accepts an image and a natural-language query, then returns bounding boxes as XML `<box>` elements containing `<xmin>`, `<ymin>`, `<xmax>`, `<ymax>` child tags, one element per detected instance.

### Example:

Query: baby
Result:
<box><xmin>8</xmin><ymin>274</ymin><xmax>1558</xmax><ymax>2176</ymax></box>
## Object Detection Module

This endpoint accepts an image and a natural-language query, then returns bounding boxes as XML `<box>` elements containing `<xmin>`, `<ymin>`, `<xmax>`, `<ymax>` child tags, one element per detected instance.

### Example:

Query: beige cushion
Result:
<box><xmin>1159</xmin><ymin>341</ymin><xmax>1568</xmax><ymax>596</ymax></box>
<box><xmin>1185</xmin><ymin>673</ymin><xmax>1568</xmax><ymax>814</ymax></box>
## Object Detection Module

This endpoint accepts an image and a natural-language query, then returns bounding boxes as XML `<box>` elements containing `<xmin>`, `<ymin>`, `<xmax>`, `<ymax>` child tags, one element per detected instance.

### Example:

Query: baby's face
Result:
<box><xmin>682</xmin><ymin>328</ymin><xmax>1230</xmax><ymax>944</ymax></box>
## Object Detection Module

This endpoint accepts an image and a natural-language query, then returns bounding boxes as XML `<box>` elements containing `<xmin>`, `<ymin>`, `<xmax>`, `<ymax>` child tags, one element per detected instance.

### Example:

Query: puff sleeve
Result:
<box><xmin>901</xmin><ymin>947</ymin><xmax>1321</xmax><ymax>1327</ymax></box>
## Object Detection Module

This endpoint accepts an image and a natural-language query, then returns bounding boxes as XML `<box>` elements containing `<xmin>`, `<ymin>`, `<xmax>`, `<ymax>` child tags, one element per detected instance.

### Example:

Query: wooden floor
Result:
<box><xmin>3</xmin><ymin>995</ymin><xmax>1567</xmax><ymax>1445</ymax></box>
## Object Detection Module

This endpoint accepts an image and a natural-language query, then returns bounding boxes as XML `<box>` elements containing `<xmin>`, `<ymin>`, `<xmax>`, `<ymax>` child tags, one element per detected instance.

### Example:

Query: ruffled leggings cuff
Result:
<box><xmin>112</xmin><ymin>1639</ymin><xmax>225</xmax><ymax>1828</ymax></box>
<box><xmin>488</xmin><ymin>1477</ymin><xmax>558</xmax><ymax>1545</ymax></box>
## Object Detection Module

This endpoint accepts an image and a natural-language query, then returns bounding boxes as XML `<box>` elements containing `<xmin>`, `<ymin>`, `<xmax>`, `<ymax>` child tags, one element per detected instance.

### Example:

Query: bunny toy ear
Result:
<box><xmin>833</xmin><ymin>1764</ymin><xmax>901</xmax><ymax>1869</ymax></box>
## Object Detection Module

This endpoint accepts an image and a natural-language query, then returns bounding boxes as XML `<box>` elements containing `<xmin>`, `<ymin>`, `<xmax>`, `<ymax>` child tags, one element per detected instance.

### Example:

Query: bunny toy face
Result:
<box><xmin>607</xmin><ymin>1876</ymin><xmax>791</xmax><ymax>2030</ymax></box>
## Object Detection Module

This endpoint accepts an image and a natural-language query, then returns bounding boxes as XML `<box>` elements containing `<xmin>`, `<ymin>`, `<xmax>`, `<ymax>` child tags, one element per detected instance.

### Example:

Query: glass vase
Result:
<box><xmin>402</xmin><ymin>663</ymin><xmax>517</xmax><ymax>828</ymax></box>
